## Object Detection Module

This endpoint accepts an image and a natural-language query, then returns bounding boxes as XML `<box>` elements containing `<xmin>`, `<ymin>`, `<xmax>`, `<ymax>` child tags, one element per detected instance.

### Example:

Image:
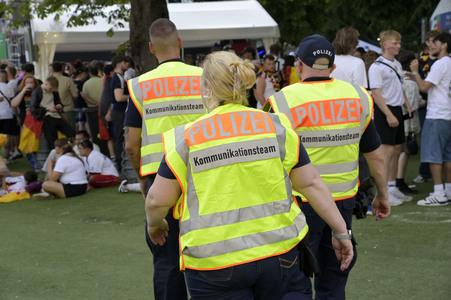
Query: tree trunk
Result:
<box><xmin>129</xmin><ymin>0</ymin><xmax>169</xmax><ymax>76</ymax></box>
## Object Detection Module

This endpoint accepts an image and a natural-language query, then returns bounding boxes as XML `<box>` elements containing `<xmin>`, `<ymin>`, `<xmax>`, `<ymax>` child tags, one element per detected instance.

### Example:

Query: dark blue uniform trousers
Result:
<box><xmin>145</xmin><ymin>177</ymin><xmax>187</xmax><ymax>300</ymax></box>
<box><xmin>285</xmin><ymin>198</ymin><xmax>357</xmax><ymax>300</ymax></box>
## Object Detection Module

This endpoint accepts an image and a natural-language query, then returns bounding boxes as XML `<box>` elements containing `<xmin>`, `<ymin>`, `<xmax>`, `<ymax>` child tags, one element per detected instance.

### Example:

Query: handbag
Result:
<box><xmin>406</xmin><ymin>119</ymin><xmax>418</xmax><ymax>155</ymax></box>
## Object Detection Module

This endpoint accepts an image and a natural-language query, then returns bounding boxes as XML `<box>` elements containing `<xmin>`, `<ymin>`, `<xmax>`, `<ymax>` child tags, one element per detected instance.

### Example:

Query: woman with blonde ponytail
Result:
<box><xmin>33</xmin><ymin>138</ymin><xmax>88</xmax><ymax>200</ymax></box>
<box><xmin>145</xmin><ymin>51</ymin><xmax>348</xmax><ymax>299</ymax></box>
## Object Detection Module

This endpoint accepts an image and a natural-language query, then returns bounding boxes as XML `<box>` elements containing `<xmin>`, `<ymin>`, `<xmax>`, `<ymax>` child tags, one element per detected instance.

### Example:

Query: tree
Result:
<box><xmin>0</xmin><ymin>0</ymin><xmax>169</xmax><ymax>75</ymax></box>
<box><xmin>258</xmin><ymin>0</ymin><xmax>440</xmax><ymax>51</ymax></box>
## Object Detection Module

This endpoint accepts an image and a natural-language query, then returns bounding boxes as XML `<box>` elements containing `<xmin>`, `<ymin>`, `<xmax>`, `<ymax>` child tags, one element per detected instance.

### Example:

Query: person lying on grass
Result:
<box><xmin>33</xmin><ymin>138</ymin><xmax>88</xmax><ymax>200</ymax></box>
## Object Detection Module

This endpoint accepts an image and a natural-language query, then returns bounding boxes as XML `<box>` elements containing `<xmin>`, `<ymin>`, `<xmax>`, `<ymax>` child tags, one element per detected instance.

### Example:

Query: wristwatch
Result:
<box><xmin>332</xmin><ymin>230</ymin><xmax>352</xmax><ymax>240</ymax></box>
<box><xmin>412</xmin><ymin>71</ymin><xmax>419</xmax><ymax>76</ymax></box>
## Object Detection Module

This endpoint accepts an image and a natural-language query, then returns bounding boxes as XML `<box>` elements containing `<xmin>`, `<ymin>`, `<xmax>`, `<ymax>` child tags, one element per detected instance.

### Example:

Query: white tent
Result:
<box><xmin>430</xmin><ymin>0</ymin><xmax>451</xmax><ymax>30</ymax></box>
<box><xmin>30</xmin><ymin>0</ymin><xmax>280</xmax><ymax>79</ymax></box>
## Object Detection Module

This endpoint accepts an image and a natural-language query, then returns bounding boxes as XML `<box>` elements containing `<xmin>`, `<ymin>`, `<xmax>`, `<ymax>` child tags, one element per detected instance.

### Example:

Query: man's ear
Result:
<box><xmin>178</xmin><ymin>37</ymin><xmax>183</xmax><ymax>49</ymax></box>
<box><xmin>330</xmin><ymin>63</ymin><xmax>336</xmax><ymax>74</ymax></box>
<box><xmin>295</xmin><ymin>60</ymin><xmax>303</xmax><ymax>80</ymax></box>
<box><xmin>149</xmin><ymin>41</ymin><xmax>156</xmax><ymax>54</ymax></box>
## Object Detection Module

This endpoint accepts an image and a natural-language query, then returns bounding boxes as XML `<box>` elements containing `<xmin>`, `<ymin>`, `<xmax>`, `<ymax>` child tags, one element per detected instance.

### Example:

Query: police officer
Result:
<box><xmin>263</xmin><ymin>34</ymin><xmax>390</xmax><ymax>299</ymax></box>
<box><xmin>145</xmin><ymin>51</ymin><xmax>354</xmax><ymax>299</ymax></box>
<box><xmin>124</xmin><ymin>18</ymin><xmax>206</xmax><ymax>300</ymax></box>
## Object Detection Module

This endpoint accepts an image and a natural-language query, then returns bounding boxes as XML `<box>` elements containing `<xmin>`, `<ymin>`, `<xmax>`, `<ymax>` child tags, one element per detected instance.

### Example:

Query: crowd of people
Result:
<box><xmin>0</xmin><ymin>57</ymin><xmax>132</xmax><ymax>199</ymax></box>
<box><xmin>1</xmin><ymin>17</ymin><xmax>450</xmax><ymax>299</ymax></box>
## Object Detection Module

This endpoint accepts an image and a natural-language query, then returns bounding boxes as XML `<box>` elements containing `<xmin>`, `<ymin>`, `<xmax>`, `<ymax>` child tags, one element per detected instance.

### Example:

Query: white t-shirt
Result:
<box><xmin>0</xmin><ymin>82</ymin><xmax>15</xmax><ymax>119</ymax></box>
<box><xmin>368</xmin><ymin>56</ymin><xmax>404</xmax><ymax>106</ymax></box>
<box><xmin>54</xmin><ymin>154</ymin><xmax>88</xmax><ymax>185</ymax></box>
<box><xmin>83</xmin><ymin>150</ymin><xmax>118</xmax><ymax>177</ymax></box>
<box><xmin>424</xmin><ymin>56</ymin><xmax>451</xmax><ymax>120</ymax></box>
<box><xmin>256</xmin><ymin>73</ymin><xmax>277</xmax><ymax>109</ymax></box>
<box><xmin>331</xmin><ymin>55</ymin><xmax>368</xmax><ymax>88</ymax></box>
<box><xmin>273</xmin><ymin>55</ymin><xmax>285</xmax><ymax>73</ymax></box>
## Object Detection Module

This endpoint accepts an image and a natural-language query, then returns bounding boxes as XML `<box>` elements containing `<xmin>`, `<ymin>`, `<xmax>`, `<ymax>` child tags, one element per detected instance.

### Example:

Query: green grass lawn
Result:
<box><xmin>1</xmin><ymin>155</ymin><xmax>451</xmax><ymax>299</ymax></box>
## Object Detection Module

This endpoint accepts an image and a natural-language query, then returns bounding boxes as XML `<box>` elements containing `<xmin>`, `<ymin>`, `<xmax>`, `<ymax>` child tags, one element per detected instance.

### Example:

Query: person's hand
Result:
<box><xmin>54</xmin><ymin>104</ymin><xmax>63</xmax><ymax>111</ymax></box>
<box><xmin>331</xmin><ymin>237</ymin><xmax>354</xmax><ymax>271</ymax></box>
<box><xmin>386</xmin><ymin>113</ymin><xmax>399</xmax><ymax>127</ymax></box>
<box><xmin>410</xmin><ymin>59</ymin><xmax>419</xmax><ymax>73</ymax></box>
<box><xmin>48</xmin><ymin>106</ymin><xmax>57</xmax><ymax>113</ymax></box>
<box><xmin>419</xmin><ymin>99</ymin><xmax>427</xmax><ymax>108</ymax></box>
<box><xmin>105</xmin><ymin>110</ymin><xmax>111</xmax><ymax>122</ymax></box>
<box><xmin>148</xmin><ymin>219</ymin><xmax>169</xmax><ymax>246</ymax></box>
<box><xmin>371</xmin><ymin>193</ymin><xmax>391</xmax><ymax>221</ymax></box>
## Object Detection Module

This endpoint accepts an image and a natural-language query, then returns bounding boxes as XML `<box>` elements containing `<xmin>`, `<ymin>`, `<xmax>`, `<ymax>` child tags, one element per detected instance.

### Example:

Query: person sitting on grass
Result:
<box><xmin>33</xmin><ymin>138</ymin><xmax>88</xmax><ymax>200</ymax></box>
<box><xmin>77</xmin><ymin>139</ymin><xmax>119</xmax><ymax>189</ymax></box>
<box><xmin>0</xmin><ymin>156</ymin><xmax>42</xmax><ymax>197</ymax></box>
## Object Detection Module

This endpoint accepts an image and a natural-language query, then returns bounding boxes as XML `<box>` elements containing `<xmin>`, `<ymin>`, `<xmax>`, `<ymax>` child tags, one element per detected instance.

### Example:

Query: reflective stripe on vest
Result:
<box><xmin>268</xmin><ymin>80</ymin><xmax>372</xmax><ymax>200</ymax></box>
<box><xmin>127</xmin><ymin>63</ymin><xmax>205</xmax><ymax>176</ymax></box>
<box><xmin>164</xmin><ymin>104</ymin><xmax>307</xmax><ymax>270</ymax></box>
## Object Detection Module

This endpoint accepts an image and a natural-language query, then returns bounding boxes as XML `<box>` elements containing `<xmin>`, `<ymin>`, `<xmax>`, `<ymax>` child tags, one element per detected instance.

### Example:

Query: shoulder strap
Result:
<box><xmin>0</xmin><ymin>88</ymin><xmax>11</xmax><ymax>106</ymax></box>
<box><xmin>375</xmin><ymin>60</ymin><xmax>402</xmax><ymax>83</ymax></box>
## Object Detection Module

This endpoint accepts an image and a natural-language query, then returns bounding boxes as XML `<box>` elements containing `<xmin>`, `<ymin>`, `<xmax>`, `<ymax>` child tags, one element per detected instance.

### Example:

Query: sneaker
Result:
<box><xmin>86</xmin><ymin>184</ymin><xmax>94</xmax><ymax>192</ymax></box>
<box><xmin>33</xmin><ymin>192</ymin><xmax>53</xmax><ymax>200</ymax></box>
<box><xmin>397</xmin><ymin>183</ymin><xmax>418</xmax><ymax>195</ymax></box>
<box><xmin>366</xmin><ymin>205</ymin><xmax>373</xmax><ymax>216</ymax></box>
<box><xmin>417</xmin><ymin>194</ymin><xmax>449</xmax><ymax>206</ymax></box>
<box><xmin>118</xmin><ymin>180</ymin><xmax>128</xmax><ymax>193</ymax></box>
<box><xmin>412</xmin><ymin>175</ymin><xmax>428</xmax><ymax>184</ymax></box>
<box><xmin>389</xmin><ymin>193</ymin><xmax>403</xmax><ymax>206</ymax></box>
<box><xmin>389</xmin><ymin>187</ymin><xmax>413</xmax><ymax>202</ymax></box>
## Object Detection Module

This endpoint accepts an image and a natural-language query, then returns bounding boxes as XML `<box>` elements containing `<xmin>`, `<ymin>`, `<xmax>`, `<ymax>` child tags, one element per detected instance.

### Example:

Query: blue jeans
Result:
<box><xmin>421</xmin><ymin>119</ymin><xmax>451</xmax><ymax>164</ymax></box>
<box><xmin>185</xmin><ymin>246</ymin><xmax>299</xmax><ymax>300</ymax></box>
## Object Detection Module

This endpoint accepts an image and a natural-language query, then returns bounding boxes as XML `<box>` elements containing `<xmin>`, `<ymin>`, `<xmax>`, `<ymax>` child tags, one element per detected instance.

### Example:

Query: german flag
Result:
<box><xmin>18</xmin><ymin>110</ymin><xmax>44</xmax><ymax>153</ymax></box>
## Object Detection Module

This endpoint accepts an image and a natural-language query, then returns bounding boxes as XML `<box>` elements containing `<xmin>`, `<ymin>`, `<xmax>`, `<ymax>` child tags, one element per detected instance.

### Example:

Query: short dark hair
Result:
<box><xmin>79</xmin><ymin>139</ymin><xmax>93</xmax><ymax>150</ymax></box>
<box><xmin>263</xmin><ymin>54</ymin><xmax>275</xmax><ymax>62</ymax></box>
<box><xmin>434</xmin><ymin>32</ymin><xmax>451</xmax><ymax>53</ymax></box>
<box><xmin>395</xmin><ymin>49</ymin><xmax>417</xmax><ymax>71</ymax></box>
<box><xmin>88</xmin><ymin>66</ymin><xmax>98</xmax><ymax>76</ymax></box>
<box><xmin>23</xmin><ymin>63</ymin><xmax>35</xmax><ymax>73</ymax></box>
<box><xmin>111</xmin><ymin>55</ymin><xmax>127</xmax><ymax>68</ymax></box>
<box><xmin>76</xmin><ymin>130</ymin><xmax>90</xmax><ymax>139</ymax></box>
<box><xmin>103</xmin><ymin>64</ymin><xmax>114</xmax><ymax>76</ymax></box>
<box><xmin>24</xmin><ymin>169</ymin><xmax>38</xmax><ymax>184</ymax></box>
<box><xmin>269</xmin><ymin>43</ymin><xmax>281</xmax><ymax>54</ymax></box>
<box><xmin>51</xmin><ymin>61</ymin><xmax>65</xmax><ymax>73</ymax></box>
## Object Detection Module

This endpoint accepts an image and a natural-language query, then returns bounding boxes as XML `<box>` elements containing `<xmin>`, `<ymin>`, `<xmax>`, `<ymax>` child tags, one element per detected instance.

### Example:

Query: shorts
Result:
<box><xmin>0</xmin><ymin>118</ymin><xmax>20</xmax><ymax>135</ymax></box>
<box><xmin>420</xmin><ymin>119</ymin><xmax>451</xmax><ymax>164</ymax></box>
<box><xmin>62</xmin><ymin>183</ymin><xmax>87</xmax><ymax>198</ymax></box>
<box><xmin>374</xmin><ymin>105</ymin><xmax>405</xmax><ymax>145</ymax></box>
<box><xmin>90</xmin><ymin>174</ymin><xmax>119</xmax><ymax>188</ymax></box>
<box><xmin>74</xmin><ymin>108</ymin><xmax>87</xmax><ymax>123</ymax></box>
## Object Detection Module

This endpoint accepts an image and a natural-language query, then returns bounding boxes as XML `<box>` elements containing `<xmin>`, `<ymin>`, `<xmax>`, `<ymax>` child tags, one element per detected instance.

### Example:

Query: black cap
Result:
<box><xmin>295</xmin><ymin>34</ymin><xmax>335</xmax><ymax>69</ymax></box>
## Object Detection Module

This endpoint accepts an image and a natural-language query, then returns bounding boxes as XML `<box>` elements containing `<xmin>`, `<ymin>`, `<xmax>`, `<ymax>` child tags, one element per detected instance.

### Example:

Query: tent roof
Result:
<box><xmin>31</xmin><ymin>0</ymin><xmax>280</xmax><ymax>52</ymax></box>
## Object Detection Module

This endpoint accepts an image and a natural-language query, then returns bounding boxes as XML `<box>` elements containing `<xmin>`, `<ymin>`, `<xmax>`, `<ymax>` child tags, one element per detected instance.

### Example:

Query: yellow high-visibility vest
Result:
<box><xmin>163</xmin><ymin>103</ymin><xmax>308</xmax><ymax>271</ymax></box>
<box><xmin>264</xmin><ymin>78</ymin><xmax>373</xmax><ymax>200</ymax></box>
<box><xmin>127</xmin><ymin>61</ymin><xmax>206</xmax><ymax>176</ymax></box>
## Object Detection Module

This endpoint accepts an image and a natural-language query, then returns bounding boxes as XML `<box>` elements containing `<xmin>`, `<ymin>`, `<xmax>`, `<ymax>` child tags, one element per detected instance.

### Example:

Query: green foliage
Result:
<box><xmin>259</xmin><ymin>0</ymin><xmax>441</xmax><ymax>51</ymax></box>
<box><xmin>2</xmin><ymin>0</ymin><xmax>130</xmax><ymax>33</ymax></box>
